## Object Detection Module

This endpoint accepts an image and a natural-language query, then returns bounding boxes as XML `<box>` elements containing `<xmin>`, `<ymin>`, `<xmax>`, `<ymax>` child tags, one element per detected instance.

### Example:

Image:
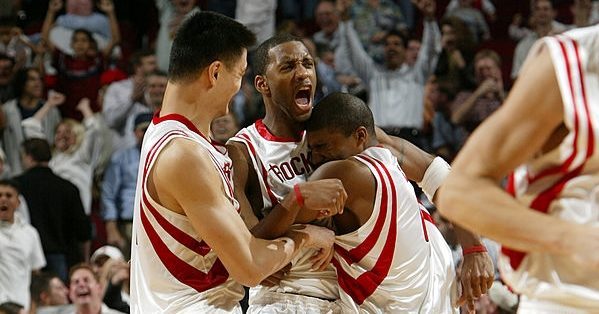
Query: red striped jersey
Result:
<box><xmin>500</xmin><ymin>25</ymin><xmax>599</xmax><ymax>309</ymax></box>
<box><xmin>333</xmin><ymin>146</ymin><xmax>457</xmax><ymax>313</ymax></box>
<box><xmin>229</xmin><ymin>120</ymin><xmax>339</xmax><ymax>300</ymax></box>
<box><xmin>130</xmin><ymin>113</ymin><xmax>243</xmax><ymax>313</ymax></box>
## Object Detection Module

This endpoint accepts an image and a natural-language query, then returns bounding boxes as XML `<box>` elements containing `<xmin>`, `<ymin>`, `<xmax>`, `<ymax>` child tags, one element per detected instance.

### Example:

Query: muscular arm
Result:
<box><xmin>437</xmin><ymin>45</ymin><xmax>591</xmax><ymax>257</ymax></box>
<box><xmin>153</xmin><ymin>139</ymin><xmax>302</xmax><ymax>286</ymax></box>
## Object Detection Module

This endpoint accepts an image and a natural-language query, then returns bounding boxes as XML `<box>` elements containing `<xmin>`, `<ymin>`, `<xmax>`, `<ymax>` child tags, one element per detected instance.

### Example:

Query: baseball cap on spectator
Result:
<box><xmin>90</xmin><ymin>245</ymin><xmax>124</xmax><ymax>267</ymax></box>
<box><xmin>134</xmin><ymin>113</ymin><xmax>153</xmax><ymax>131</ymax></box>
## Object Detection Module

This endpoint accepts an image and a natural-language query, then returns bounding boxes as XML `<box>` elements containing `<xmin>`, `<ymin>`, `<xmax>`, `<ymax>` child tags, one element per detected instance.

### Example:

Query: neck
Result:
<box><xmin>535</xmin><ymin>23</ymin><xmax>552</xmax><ymax>36</ymax></box>
<box><xmin>160</xmin><ymin>82</ymin><xmax>219</xmax><ymax>137</ymax></box>
<box><xmin>386</xmin><ymin>62</ymin><xmax>401</xmax><ymax>71</ymax></box>
<box><xmin>76</xmin><ymin>302</ymin><xmax>101</xmax><ymax>314</ymax></box>
<box><xmin>262</xmin><ymin>102</ymin><xmax>305</xmax><ymax>140</ymax></box>
<box><xmin>19</xmin><ymin>95</ymin><xmax>40</xmax><ymax>109</ymax></box>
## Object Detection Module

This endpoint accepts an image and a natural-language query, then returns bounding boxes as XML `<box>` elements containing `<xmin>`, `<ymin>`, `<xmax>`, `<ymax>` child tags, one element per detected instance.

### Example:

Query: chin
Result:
<box><xmin>295</xmin><ymin>110</ymin><xmax>313</xmax><ymax>122</ymax></box>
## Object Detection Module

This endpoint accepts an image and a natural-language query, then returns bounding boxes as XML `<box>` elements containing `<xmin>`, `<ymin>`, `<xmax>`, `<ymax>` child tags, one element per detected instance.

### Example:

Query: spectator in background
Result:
<box><xmin>154</xmin><ymin>0</ymin><xmax>200</xmax><ymax>72</ymax></box>
<box><xmin>450</xmin><ymin>49</ymin><xmax>504</xmax><ymax>136</ymax></box>
<box><xmin>511</xmin><ymin>0</ymin><xmax>570</xmax><ymax>79</ymax></box>
<box><xmin>235</xmin><ymin>0</ymin><xmax>277</xmax><ymax>46</ymax></box>
<box><xmin>444</xmin><ymin>0</ymin><xmax>490</xmax><ymax>43</ymax></box>
<box><xmin>41</xmin><ymin>0</ymin><xmax>120</xmax><ymax>120</ymax></box>
<box><xmin>336</xmin><ymin>0</ymin><xmax>440</xmax><ymax>147</ymax></box>
<box><xmin>101</xmin><ymin>113</ymin><xmax>152</xmax><ymax>259</ymax></box>
<box><xmin>210</xmin><ymin>112</ymin><xmax>239</xmax><ymax>154</ymax></box>
<box><xmin>447</xmin><ymin>0</ymin><xmax>496</xmax><ymax>21</ymax></box>
<box><xmin>428</xmin><ymin>77</ymin><xmax>465</xmax><ymax>162</ymax></box>
<box><xmin>434</xmin><ymin>17</ymin><xmax>476</xmax><ymax>93</ymax></box>
<box><xmin>67</xmin><ymin>264</ymin><xmax>124</xmax><ymax>314</ymax></box>
<box><xmin>44</xmin><ymin>98</ymin><xmax>110</xmax><ymax>216</ymax></box>
<box><xmin>313</xmin><ymin>0</ymin><xmax>341</xmax><ymax>51</ymax></box>
<box><xmin>90</xmin><ymin>246</ymin><xmax>130</xmax><ymax>313</ymax></box>
<box><xmin>0</xmin><ymin>16</ymin><xmax>33</xmax><ymax>71</ymax></box>
<box><xmin>102</xmin><ymin>49</ymin><xmax>157</xmax><ymax>150</ymax></box>
<box><xmin>15</xmin><ymin>138</ymin><xmax>91</xmax><ymax>282</ymax></box>
<box><xmin>404</xmin><ymin>37</ymin><xmax>421</xmax><ymax>67</ymax></box>
<box><xmin>351</xmin><ymin>0</ymin><xmax>406</xmax><ymax>64</ymax></box>
<box><xmin>0</xmin><ymin>302</ymin><xmax>25</xmax><ymax>314</ymax></box>
<box><xmin>0</xmin><ymin>179</ymin><xmax>46</xmax><ymax>312</ymax></box>
<box><xmin>0</xmin><ymin>53</ymin><xmax>14</xmax><ymax>103</ymax></box>
<box><xmin>29</xmin><ymin>272</ymin><xmax>69</xmax><ymax>314</ymax></box>
<box><xmin>1</xmin><ymin>68</ymin><xmax>63</xmax><ymax>176</ymax></box>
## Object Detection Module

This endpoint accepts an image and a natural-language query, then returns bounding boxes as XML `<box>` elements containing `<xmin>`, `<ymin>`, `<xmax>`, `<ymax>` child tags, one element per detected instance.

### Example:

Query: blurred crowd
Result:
<box><xmin>0</xmin><ymin>0</ymin><xmax>597</xmax><ymax>313</ymax></box>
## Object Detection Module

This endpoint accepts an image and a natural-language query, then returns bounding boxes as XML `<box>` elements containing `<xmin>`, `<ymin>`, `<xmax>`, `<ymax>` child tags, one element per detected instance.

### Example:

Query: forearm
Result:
<box><xmin>104</xmin><ymin>11</ymin><xmax>120</xmax><ymax>56</ymax></box>
<box><xmin>451</xmin><ymin>93</ymin><xmax>480</xmax><ymax>124</ymax></box>
<box><xmin>439</xmin><ymin>173</ymin><xmax>571</xmax><ymax>255</ymax></box>
<box><xmin>250</xmin><ymin>194</ymin><xmax>300</xmax><ymax>239</ymax></box>
<box><xmin>41</xmin><ymin>11</ymin><xmax>56</xmax><ymax>46</ymax></box>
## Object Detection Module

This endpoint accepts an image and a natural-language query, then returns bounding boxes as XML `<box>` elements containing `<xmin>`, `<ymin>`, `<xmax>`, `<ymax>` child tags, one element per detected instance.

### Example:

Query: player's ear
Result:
<box><xmin>207</xmin><ymin>61</ymin><xmax>221</xmax><ymax>87</ymax></box>
<box><xmin>255</xmin><ymin>74</ymin><xmax>271</xmax><ymax>96</ymax></box>
<box><xmin>355</xmin><ymin>126</ymin><xmax>368</xmax><ymax>148</ymax></box>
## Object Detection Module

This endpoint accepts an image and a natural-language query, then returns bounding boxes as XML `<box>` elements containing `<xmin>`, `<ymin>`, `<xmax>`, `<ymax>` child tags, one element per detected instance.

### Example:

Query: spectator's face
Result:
<box><xmin>315</xmin><ymin>2</ymin><xmax>339</xmax><ymax>35</ymax></box>
<box><xmin>263</xmin><ymin>41</ymin><xmax>316</xmax><ymax>122</ymax></box>
<box><xmin>172</xmin><ymin>0</ymin><xmax>195</xmax><ymax>14</ymax></box>
<box><xmin>534</xmin><ymin>0</ymin><xmax>554</xmax><ymax>26</ymax></box>
<box><xmin>0</xmin><ymin>59</ymin><xmax>13</xmax><ymax>85</ymax></box>
<box><xmin>139</xmin><ymin>55</ymin><xmax>158</xmax><ymax>76</ymax></box>
<box><xmin>24</xmin><ymin>69</ymin><xmax>44</xmax><ymax>99</ymax></box>
<box><xmin>146</xmin><ymin>74</ymin><xmax>167</xmax><ymax>108</ymax></box>
<box><xmin>441</xmin><ymin>24</ymin><xmax>456</xmax><ymax>50</ymax></box>
<box><xmin>0</xmin><ymin>185</ymin><xmax>19</xmax><ymax>224</ymax></box>
<box><xmin>210</xmin><ymin>114</ymin><xmax>239</xmax><ymax>144</ymax></box>
<box><xmin>54</xmin><ymin>123</ymin><xmax>77</xmax><ymax>152</ymax></box>
<box><xmin>475</xmin><ymin>57</ymin><xmax>501</xmax><ymax>83</ymax></box>
<box><xmin>405</xmin><ymin>40</ymin><xmax>421</xmax><ymax>66</ymax></box>
<box><xmin>0</xmin><ymin>26</ymin><xmax>11</xmax><ymax>45</ymax></box>
<box><xmin>320</xmin><ymin>51</ymin><xmax>335</xmax><ymax>67</ymax></box>
<box><xmin>71</xmin><ymin>32</ymin><xmax>92</xmax><ymax>57</ymax></box>
<box><xmin>69</xmin><ymin>268</ymin><xmax>102</xmax><ymax>306</ymax></box>
<box><xmin>66</xmin><ymin>0</ymin><xmax>93</xmax><ymax>15</ymax></box>
<box><xmin>47</xmin><ymin>277</ymin><xmax>69</xmax><ymax>306</ymax></box>
<box><xmin>384</xmin><ymin>35</ymin><xmax>405</xmax><ymax>69</ymax></box>
<box><xmin>307</xmin><ymin>127</ymin><xmax>363</xmax><ymax>167</ymax></box>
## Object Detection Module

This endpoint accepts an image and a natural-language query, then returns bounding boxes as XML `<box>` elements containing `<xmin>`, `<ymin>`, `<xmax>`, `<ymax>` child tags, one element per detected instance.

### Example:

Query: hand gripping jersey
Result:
<box><xmin>229</xmin><ymin>120</ymin><xmax>339</xmax><ymax>303</ymax></box>
<box><xmin>333</xmin><ymin>146</ymin><xmax>457</xmax><ymax>313</ymax></box>
<box><xmin>502</xmin><ymin>25</ymin><xmax>599</xmax><ymax>310</ymax></box>
<box><xmin>130</xmin><ymin>113</ymin><xmax>243</xmax><ymax>313</ymax></box>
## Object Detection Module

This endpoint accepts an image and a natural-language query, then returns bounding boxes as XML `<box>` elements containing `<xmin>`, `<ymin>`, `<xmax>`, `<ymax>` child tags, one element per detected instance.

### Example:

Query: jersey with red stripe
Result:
<box><xmin>130</xmin><ymin>113</ymin><xmax>243</xmax><ymax>313</ymax></box>
<box><xmin>228</xmin><ymin>119</ymin><xmax>339</xmax><ymax>301</ymax></box>
<box><xmin>500</xmin><ymin>25</ymin><xmax>599</xmax><ymax>309</ymax></box>
<box><xmin>333</xmin><ymin>146</ymin><xmax>457</xmax><ymax>313</ymax></box>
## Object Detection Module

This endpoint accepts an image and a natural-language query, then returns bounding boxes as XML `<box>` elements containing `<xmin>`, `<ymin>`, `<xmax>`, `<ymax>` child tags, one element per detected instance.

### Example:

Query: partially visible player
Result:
<box><xmin>130</xmin><ymin>12</ymin><xmax>343</xmax><ymax>313</ymax></box>
<box><xmin>305</xmin><ymin>92</ymin><xmax>458</xmax><ymax>313</ymax></box>
<box><xmin>439</xmin><ymin>25</ymin><xmax>599</xmax><ymax>312</ymax></box>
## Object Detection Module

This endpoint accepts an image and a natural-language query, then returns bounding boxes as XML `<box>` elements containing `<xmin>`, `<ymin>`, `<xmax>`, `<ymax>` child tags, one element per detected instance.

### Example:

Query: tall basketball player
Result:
<box><xmin>129</xmin><ymin>12</ymin><xmax>344</xmax><ymax>313</ymax></box>
<box><xmin>439</xmin><ymin>25</ymin><xmax>599</xmax><ymax>312</ymax></box>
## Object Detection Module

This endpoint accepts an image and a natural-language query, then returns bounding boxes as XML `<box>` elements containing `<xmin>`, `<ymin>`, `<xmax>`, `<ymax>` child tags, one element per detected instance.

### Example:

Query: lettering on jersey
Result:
<box><xmin>267</xmin><ymin>153</ymin><xmax>313</xmax><ymax>182</ymax></box>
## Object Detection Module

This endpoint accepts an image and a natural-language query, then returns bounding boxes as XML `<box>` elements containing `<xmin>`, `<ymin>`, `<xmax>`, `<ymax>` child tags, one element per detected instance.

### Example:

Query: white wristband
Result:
<box><xmin>418</xmin><ymin>157</ymin><xmax>451</xmax><ymax>202</ymax></box>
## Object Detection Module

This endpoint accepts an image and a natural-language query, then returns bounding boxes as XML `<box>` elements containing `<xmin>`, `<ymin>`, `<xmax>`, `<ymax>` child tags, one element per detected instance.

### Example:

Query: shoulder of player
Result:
<box><xmin>154</xmin><ymin>138</ymin><xmax>220</xmax><ymax>182</ymax></box>
<box><xmin>311</xmin><ymin>159</ymin><xmax>369</xmax><ymax>184</ymax></box>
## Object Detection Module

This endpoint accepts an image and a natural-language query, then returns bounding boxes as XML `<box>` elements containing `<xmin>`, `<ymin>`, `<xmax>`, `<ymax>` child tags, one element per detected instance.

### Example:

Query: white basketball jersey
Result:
<box><xmin>130</xmin><ymin>113</ymin><xmax>243</xmax><ymax>313</ymax></box>
<box><xmin>501</xmin><ymin>25</ymin><xmax>599</xmax><ymax>310</ymax></box>
<box><xmin>333</xmin><ymin>146</ymin><xmax>457</xmax><ymax>313</ymax></box>
<box><xmin>229</xmin><ymin>120</ymin><xmax>339</xmax><ymax>300</ymax></box>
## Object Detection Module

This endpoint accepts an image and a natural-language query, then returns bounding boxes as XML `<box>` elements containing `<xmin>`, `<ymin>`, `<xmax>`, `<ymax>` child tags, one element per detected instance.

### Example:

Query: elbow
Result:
<box><xmin>228</xmin><ymin>266</ymin><xmax>265</xmax><ymax>287</ymax></box>
<box><xmin>436</xmin><ymin>174</ymin><xmax>469</xmax><ymax>223</ymax></box>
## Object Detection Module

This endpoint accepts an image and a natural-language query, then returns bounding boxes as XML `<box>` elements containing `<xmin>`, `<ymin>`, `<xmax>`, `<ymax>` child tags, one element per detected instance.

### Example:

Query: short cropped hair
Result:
<box><xmin>307</xmin><ymin>92</ymin><xmax>376</xmax><ymax>137</ymax></box>
<box><xmin>68</xmin><ymin>263</ymin><xmax>100</xmax><ymax>284</ymax></box>
<box><xmin>168</xmin><ymin>12</ymin><xmax>256</xmax><ymax>83</ymax></box>
<box><xmin>30</xmin><ymin>272</ymin><xmax>59</xmax><ymax>304</ymax></box>
<box><xmin>22</xmin><ymin>138</ymin><xmax>52</xmax><ymax>162</ymax></box>
<box><xmin>0</xmin><ymin>179</ymin><xmax>20</xmax><ymax>194</ymax></box>
<box><xmin>474</xmin><ymin>49</ymin><xmax>502</xmax><ymax>68</ymax></box>
<box><xmin>253</xmin><ymin>33</ymin><xmax>305</xmax><ymax>76</ymax></box>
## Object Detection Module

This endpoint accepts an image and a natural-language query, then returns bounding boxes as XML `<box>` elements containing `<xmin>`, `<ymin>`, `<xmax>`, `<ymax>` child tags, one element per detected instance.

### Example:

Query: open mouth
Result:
<box><xmin>0</xmin><ymin>205</ymin><xmax>7</xmax><ymax>212</ymax></box>
<box><xmin>294</xmin><ymin>87</ymin><xmax>312</xmax><ymax>110</ymax></box>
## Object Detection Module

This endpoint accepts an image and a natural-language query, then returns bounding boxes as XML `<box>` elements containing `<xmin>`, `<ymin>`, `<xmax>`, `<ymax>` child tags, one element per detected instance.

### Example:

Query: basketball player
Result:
<box><xmin>305</xmin><ymin>92</ymin><xmax>458</xmax><ymax>312</ymax></box>
<box><xmin>129</xmin><ymin>12</ymin><xmax>345</xmax><ymax>313</ymax></box>
<box><xmin>228</xmin><ymin>34</ymin><xmax>492</xmax><ymax>312</ymax></box>
<box><xmin>438</xmin><ymin>25</ymin><xmax>599</xmax><ymax>312</ymax></box>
